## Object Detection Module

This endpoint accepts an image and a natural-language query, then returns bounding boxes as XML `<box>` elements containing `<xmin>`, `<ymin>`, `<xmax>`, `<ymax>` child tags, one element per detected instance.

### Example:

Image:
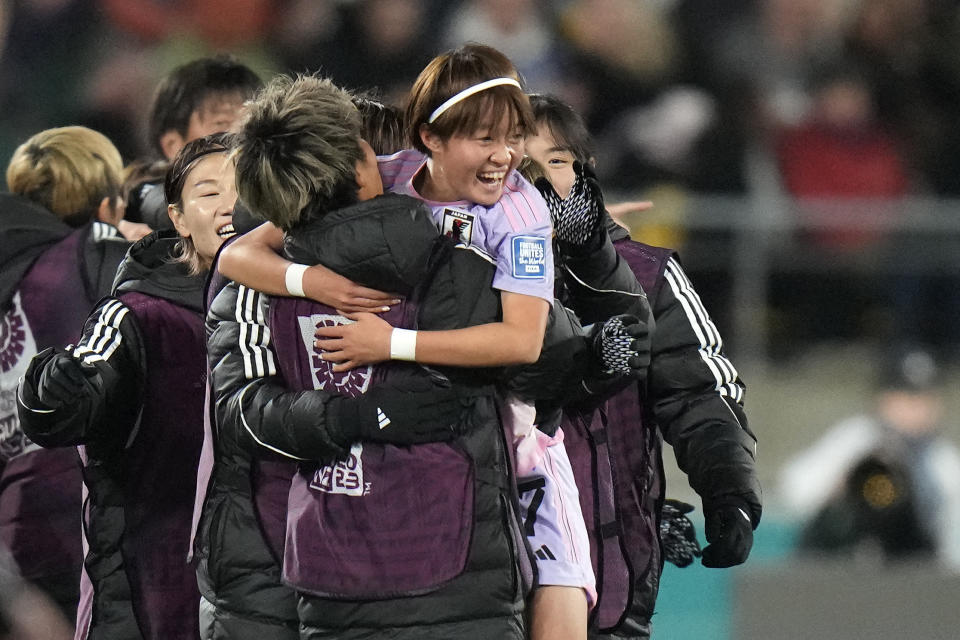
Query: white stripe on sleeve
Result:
<box><xmin>235</xmin><ymin>285</ymin><xmax>276</xmax><ymax>380</ymax></box>
<box><xmin>663</xmin><ymin>257</ymin><xmax>743</xmax><ymax>404</ymax></box>
<box><xmin>72</xmin><ymin>299</ymin><xmax>130</xmax><ymax>364</ymax></box>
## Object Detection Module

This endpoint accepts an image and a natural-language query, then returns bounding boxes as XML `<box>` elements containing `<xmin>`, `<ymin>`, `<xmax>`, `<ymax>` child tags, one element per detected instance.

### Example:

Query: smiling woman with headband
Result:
<box><xmin>318</xmin><ymin>44</ymin><xmax>600</xmax><ymax>640</ymax></box>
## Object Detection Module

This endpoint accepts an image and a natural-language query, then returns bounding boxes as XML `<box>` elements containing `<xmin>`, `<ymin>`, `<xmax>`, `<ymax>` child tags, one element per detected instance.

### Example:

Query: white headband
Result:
<box><xmin>427</xmin><ymin>77</ymin><xmax>523</xmax><ymax>124</ymax></box>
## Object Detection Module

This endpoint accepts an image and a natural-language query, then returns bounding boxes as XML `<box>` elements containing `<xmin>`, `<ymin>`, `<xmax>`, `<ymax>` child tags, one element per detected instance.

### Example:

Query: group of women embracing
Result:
<box><xmin>15</xmin><ymin>41</ymin><xmax>760</xmax><ymax>640</ymax></box>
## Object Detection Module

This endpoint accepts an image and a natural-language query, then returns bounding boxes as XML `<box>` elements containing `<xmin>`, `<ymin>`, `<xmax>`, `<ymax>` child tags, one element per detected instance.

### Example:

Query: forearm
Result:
<box><xmin>415</xmin><ymin>291</ymin><xmax>549</xmax><ymax>366</ymax></box>
<box><xmin>217</xmin><ymin>222</ymin><xmax>393</xmax><ymax>311</ymax></box>
<box><xmin>216</xmin><ymin>378</ymin><xmax>346</xmax><ymax>463</ymax></box>
<box><xmin>18</xmin><ymin>301</ymin><xmax>141</xmax><ymax>447</ymax></box>
<box><xmin>560</xmin><ymin>231</ymin><xmax>649</xmax><ymax>325</ymax></box>
<box><xmin>414</xmin><ymin>322</ymin><xmax>544</xmax><ymax>367</ymax></box>
<box><xmin>18</xmin><ymin>348</ymin><xmax>101</xmax><ymax>447</ymax></box>
<box><xmin>217</xmin><ymin>223</ymin><xmax>293</xmax><ymax>297</ymax></box>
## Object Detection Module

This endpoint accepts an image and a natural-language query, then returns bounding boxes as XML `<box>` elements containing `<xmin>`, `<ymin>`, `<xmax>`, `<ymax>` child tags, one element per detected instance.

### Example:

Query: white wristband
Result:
<box><xmin>284</xmin><ymin>263</ymin><xmax>308</xmax><ymax>297</ymax></box>
<box><xmin>390</xmin><ymin>328</ymin><xmax>417</xmax><ymax>361</ymax></box>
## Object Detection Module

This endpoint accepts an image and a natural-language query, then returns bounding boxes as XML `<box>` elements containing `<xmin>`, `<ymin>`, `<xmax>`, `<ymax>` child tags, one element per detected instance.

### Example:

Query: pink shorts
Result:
<box><xmin>517</xmin><ymin>428</ymin><xmax>597</xmax><ymax>607</ymax></box>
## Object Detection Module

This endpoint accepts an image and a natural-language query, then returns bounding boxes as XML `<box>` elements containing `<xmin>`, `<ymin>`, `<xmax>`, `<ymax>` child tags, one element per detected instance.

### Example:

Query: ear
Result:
<box><xmin>354</xmin><ymin>139</ymin><xmax>381</xmax><ymax>197</ymax></box>
<box><xmin>159</xmin><ymin>130</ymin><xmax>186</xmax><ymax>161</ymax></box>
<box><xmin>419</xmin><ymin>124</ymin><xmax>443</xmax><ymax>154</ymax></box>
<box><xmin>96</xmin><ymin>196</ymin><xmax>123</xmax><ymax>226</ymax></box>
<box><xmin>167</xmin><ymin>204</ymin><xmax>190</xmax><ymax>238</ymax></box>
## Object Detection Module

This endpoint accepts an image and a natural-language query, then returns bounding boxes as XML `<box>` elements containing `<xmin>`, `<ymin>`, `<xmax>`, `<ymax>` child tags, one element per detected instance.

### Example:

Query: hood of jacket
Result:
<box><xmin>283</xmin><ymin>193</ymin><xmax>440</xmax><ymax>297</ymax></box>
<box><xmin>0</xmin><ymin>193</ymin><xmax>73</xmax><ymax>307</ymax></box>
<box><xmin>112</xmin><ymin>230</ymin><xmax>205</xmax><ymax>314</ymax></box>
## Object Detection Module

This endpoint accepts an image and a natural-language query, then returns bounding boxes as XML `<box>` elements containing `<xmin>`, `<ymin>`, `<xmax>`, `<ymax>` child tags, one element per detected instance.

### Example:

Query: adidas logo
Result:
<box><xmin>377</xmin><ymin>407</ymin><xmax>391</xmax><ymax>430</ymax></box>
<box><xmin>534</xmin><ymin>545</ymin><xmax>556</xmax><ymax>561</ymax></box>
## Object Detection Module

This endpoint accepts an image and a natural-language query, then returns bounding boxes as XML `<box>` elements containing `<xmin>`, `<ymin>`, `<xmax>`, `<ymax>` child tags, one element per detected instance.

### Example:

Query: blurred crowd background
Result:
<box><xmin>5</xmin><ymin>0</ymin><xmax>960</xmax><ymax>357</ymax></box>
<box><xmin>4</xmin><ymin>0</ymin><xmax>960</xmax><ymax>637</ymax></box>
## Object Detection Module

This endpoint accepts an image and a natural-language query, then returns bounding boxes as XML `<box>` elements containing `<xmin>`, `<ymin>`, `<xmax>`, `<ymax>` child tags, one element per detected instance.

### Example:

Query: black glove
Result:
<box><xmin>535</xmin><ymin>160</ymin><xmax>603</xmax><ymax>247</ymax></box>
<box><xmin>592</xmin><ymin>314</ymin><xmax>651</xmax><ymax>378</ymax></box>
<box><xmin>326</xmin><ymin>368</ymin><xmax>483</xmax><ymax>447</ymax></box>
<box><xmin>31</xmin><ymin>348</ymin><xmax>92</xmax><ymax>409</ymax></box>
<box><xmin>701</xmin><ymin>497</ymin><xmax>755</xmax><ymax>568</ymax></box>
<box><xmin>660</xmin><ymin>499</ymin><xmax>702</xmax><ymax>568</ymax></box>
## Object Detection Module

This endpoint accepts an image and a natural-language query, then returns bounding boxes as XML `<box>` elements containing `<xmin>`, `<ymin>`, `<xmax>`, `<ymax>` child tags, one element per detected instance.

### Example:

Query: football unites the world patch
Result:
<box><xmin>441</xmin><ymin>207</ymin><xmax>475</xmax><ymax>245</ymax></box>
<box><xmin>511</xmin><ymin>235</ymin><xmax>547</xmax><ymax>279</ymax></box>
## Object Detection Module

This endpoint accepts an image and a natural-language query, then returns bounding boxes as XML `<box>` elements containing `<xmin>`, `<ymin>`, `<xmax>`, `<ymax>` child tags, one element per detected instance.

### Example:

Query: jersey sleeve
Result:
<box><xmin>377</xmin><ymin>150</ymin><xmax>424</xmax><ymax>194</ymax></box>
<box><xmin>488</xmin><ymin>181</ymin><xmax>555</xmax><ymax>303</ymax></box>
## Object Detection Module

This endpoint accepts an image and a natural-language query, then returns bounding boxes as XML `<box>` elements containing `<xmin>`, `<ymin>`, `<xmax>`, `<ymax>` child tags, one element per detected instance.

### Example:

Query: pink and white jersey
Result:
<box><xmin>379</xmin><ymin>149</ymin><xmax>554</xmax><ymax>303</ymax></box>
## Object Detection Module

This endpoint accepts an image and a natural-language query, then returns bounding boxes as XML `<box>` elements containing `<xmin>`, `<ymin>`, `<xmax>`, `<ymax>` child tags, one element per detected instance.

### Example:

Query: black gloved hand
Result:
<box><xmin>535</xmin><ymin>161</ymin><xmax>604</xmax><ymax>247</ymax></box>
<box><xmin>31</xmin><ymin>348</ymin><xmax>92</xmax><ymax>410</ymax></box>
<box><xmin>592</xmin><ymin>314</ymin><xmax>651</xmax><ymax>378</ymax></box>
<box><xmin>701</xmin><ymin>497</ymin><xmax>755</xmax><ymax>568</ymax></box>
<box><xmin>660</xmin><ymin>499</ymin><xmax>702</xmax><ymax>568</ymax></box>
<box><xmin>326</xmin><ymin>368</ymin><xmax>484</xmax><ymax>448</ymax></box>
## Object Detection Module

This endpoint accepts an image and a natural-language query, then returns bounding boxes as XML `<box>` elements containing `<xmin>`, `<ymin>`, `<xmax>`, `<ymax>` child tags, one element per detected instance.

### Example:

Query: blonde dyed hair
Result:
<box><xmin>6</xmin><ymin>126</ymin><xmax>123</xmax><ymax>227</ymax></box>
<box><xmin>235</xmin><ymin>74</ymin><xmax>363</xmax><ymax>231</ymax></box>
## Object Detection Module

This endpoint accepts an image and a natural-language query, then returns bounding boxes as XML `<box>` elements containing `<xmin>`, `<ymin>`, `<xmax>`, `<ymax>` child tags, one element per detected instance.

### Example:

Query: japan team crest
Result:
<box><xmin>441</xmin><ymin>208</ymin><xmax>475</xmax><ymax>245</ymax></box>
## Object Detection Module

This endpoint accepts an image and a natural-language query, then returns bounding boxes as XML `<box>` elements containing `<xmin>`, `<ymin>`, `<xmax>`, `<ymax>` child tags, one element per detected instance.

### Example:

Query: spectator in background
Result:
<box><xmin>124</xmin><ymin>55</ymin><xmax>262</xmax><ymax>230</ymax></box>
<box><xmin>0</xmin><ymin>0</ymin><xmax>101</xmax><ymax>164</ymax></box>
<box><xmin>276</xmin><ymin>0</ymin><xmax>440</xmax><ymax>105</ymax></box>
<box><xmin>780</xmin><ymin>347</ymin><xmax>960</xmax><ymax>567</ymax></box>
<box><xmin>0</xmin><ymin>3</ymin><xmax>8</xmax><ymax>62</ymax></box>
<box><xmin>554</xmin><ymin>0</ymin><xmax>687</xmax><ymax>192</ymax></box>
<box><xmin>76</xmin><ymin>0</ymin><xmax>275</xmax><ymax>163</ymax></box>
<box><xmin>1</xmin><ymin>125</ymin><xmax>130</xmax><ymax>624</ymax></box>
<box><xmin>771</xmin><ymin>60</ymin><xmax>909</xmax><ymax>347</ymax></box>
<box><xmin>441</xmin><ymin>0</ymin><xmax>567</xmax><ymax>94</ymax></box>
<box><xmin>842</xmin><ymin>0</ymin><xmax>960</xmax><ymax>196</ymax></box>
<box><xmin>98</xmin><ymin>0</ymin><xmax>275</xmax><ymax>49</ymax></box>
<box><xmin>776</xmin><ymin>60</ymin><xmax>909</xmax><ymax>252</ymax></box>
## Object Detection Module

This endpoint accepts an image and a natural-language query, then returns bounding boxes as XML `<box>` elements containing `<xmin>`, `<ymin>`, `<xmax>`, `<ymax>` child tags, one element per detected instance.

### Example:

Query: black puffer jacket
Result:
<box><xmin>198</xmin><ymin>194</ymin><xmax>650</xmax><ymax>640</ymax></box>
<box><xmin>19</xmin><ymin>232</ymin><xmax>207</xmax><ymax>640</ymax></box>
<box><xmin>561</xmin><ymin>221</ymin><xmax>761</xmax><ymax>640</ymax></box>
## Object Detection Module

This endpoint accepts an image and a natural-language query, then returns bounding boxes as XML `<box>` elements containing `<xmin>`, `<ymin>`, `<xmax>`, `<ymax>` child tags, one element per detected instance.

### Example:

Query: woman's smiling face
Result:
<box><xmin>420</xmin><ymin>108</ymin><xmax>526</xmax><ymax>206</ymax></box>
<box><xmin>169</xmin><ymin>152</ymin><xmax>237</xmax><ymax>268</ymax></box>
<box><xmin>524</xmin><ymin>124</ymin><xmax>577</xmax><ymax>199</ymax></box>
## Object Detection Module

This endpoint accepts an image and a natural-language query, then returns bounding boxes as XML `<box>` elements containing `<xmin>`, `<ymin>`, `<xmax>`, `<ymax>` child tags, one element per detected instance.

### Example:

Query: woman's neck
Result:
<box><xmin>416</xmin><ymin>157</ymin><xmax>460</xmax><ymax>204</ymax></box>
